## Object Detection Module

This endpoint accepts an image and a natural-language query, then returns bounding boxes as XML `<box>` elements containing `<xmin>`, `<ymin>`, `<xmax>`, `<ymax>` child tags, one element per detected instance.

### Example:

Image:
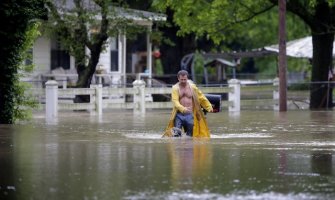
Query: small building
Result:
<box><xmin>203</xmin><ymin>58</ymin><xmax>237</xmax><ymax>85</ymax></box>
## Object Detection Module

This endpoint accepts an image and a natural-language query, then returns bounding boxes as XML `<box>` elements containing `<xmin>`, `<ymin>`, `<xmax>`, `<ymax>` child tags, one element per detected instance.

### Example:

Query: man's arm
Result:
<box><xmin>193</xmin><ymin>85</ymin><xmax>213</xmax><ymax>112</ymax></box>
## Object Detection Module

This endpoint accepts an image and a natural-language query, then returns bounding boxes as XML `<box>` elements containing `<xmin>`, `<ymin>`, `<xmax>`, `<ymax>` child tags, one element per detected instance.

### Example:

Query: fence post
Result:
<box><xmin>133</xmin><ymin>79</ymin><xmax>146</xmax><ymax>114</ymax></box>
<box><xmin>90</xmin><ymin>84</ymin><xmax>102</xmax><ymax>115</ymax></box>
<box><xmin>228</xmin><ymin>79</ymin><xmax>240</xmax><ymax>112</ymax></box>
<box><xmin>45</xmin><ymin>80</ymin><xmax>58</xmax><ymax>120</ymax></box>
<box><xmin>273</xmin><ymin>77</ymin><xmax>280</xmax><ymax>111</ymax></box>
<box><xmin>96</xmin><ymin>84</ymin><xmax>102</xmax><ymax>115</ymax></box>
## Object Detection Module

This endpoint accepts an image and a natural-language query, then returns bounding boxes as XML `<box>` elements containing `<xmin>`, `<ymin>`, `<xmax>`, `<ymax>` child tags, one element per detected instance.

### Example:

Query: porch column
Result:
<box><xmin>146</xmin><ymin>26</ymin><xmax>152</xmax><ymax>87</ymax></box>
<box><xmin>118</xmin><ymin>33</ymin><xmax>126</xmax><ymax>86</ymax></box>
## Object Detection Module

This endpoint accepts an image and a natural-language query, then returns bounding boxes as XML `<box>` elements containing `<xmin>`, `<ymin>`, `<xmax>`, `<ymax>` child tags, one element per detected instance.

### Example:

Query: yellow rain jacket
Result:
<box><xmin>163</xmin><ymin>81</ymin><xmax>213</xmax><ymax>138</ymax></box>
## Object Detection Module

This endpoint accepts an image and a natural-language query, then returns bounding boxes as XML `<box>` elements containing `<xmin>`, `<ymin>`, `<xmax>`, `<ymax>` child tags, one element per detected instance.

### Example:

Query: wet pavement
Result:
<box><xmin>0</xmin><ymin>110</ymin><xmax>335</xmax><ymax>200</ymax></box>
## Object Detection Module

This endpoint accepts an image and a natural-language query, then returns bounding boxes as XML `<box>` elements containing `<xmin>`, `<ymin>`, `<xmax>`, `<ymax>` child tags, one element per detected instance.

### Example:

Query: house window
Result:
<box><xmin>110</xmin><ymin>37</ymin><xmax>118</xmax><ymax>72</ymax></box>
<box><xmin>51</xmin><ymin>38</ymin><xmax>70</xmax><ymax>70</ymax></box>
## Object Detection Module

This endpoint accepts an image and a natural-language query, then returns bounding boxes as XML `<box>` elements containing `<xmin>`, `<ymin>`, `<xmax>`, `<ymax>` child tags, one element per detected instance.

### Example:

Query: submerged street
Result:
<box><xmin>1</xmin><ymin>110</ymin><xmax>335</xmax><ymax>200</ymax></box>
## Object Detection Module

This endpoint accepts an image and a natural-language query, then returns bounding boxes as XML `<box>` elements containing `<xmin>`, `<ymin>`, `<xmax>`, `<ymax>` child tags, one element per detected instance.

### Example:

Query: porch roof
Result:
<box><xmin>54</xmin><ymin>1</ymin><xmax>166</xmax><ymax>26</ymax></box>
<box><xmin>114</xmin><ymin>7</ymin><xmax>166</xmax><ymax>26</ymax></box>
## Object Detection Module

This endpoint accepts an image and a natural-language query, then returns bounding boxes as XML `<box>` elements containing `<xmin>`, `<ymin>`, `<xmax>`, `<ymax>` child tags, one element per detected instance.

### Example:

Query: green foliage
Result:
<box><xmin>13</xmin><ymin>81</ymin><xmax>39</xmax><ymax>121</ymax></box>
<box><xmin>0</xmin><ymin>0</ymin><xmax>46</xmax><ymax>124</ymax></box>
<box><xmin>193</xmin><ymin>51</ymin><xmax>205</xmax><ymax>75</ymax></box>
<box><xmin>151</xmin><ymin>29</ymin><xmax>164</xmax><ymax>46</ymax></box>
<box><xmin>14</xmin><ymin>23</ymin><xmax>41</xmax><ymax>121</ymax></box>
<box><xmin>154</xmin><ymin>59</ymin><xmax>164</xmax><ymax>75</ymax></box>
<box><xmin>153</xmin><ymin>0</ymin><xmax>273</xmax><ymax>44</ymax></box>
<box><xmin>152</xmin><ymin>0</ymin><xmax>311</xmax><ymax>75</ymax></box>
<box><xmin>8</xmin><ymin>23</ymin><xmax>41</xmax><ymax>123</ymax></box>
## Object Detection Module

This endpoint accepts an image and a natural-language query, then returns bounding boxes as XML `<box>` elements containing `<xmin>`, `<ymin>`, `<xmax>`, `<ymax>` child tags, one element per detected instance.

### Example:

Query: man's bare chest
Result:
<box><xmin>179</xmin><ymin>87</ymin><xmax>192</xmax><ymax>98</ymax></box>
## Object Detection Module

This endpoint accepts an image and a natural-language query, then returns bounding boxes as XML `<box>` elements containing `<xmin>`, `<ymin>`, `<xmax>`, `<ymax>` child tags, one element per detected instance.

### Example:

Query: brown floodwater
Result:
<box><xmin>0</xmin><ymin>110</ymin><xmax>335</xmax><ymax>200</ymax></box>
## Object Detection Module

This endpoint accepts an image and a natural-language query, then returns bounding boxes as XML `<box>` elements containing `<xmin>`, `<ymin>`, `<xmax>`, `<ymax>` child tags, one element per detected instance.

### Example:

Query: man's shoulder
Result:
<box><xmin>187</xmin><ymin>80</ymin><xmax>197</xmax><ymax>86</ymax></box>
<box><xmin>188</xmin><ymin>82</ymin><xmax>198</xmax><ymax>89</ymax></box>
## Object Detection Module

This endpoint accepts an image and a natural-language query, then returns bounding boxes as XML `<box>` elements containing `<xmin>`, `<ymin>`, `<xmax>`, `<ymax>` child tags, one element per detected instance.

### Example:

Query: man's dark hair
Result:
<box><xmin>177</xmin><ymin>70</ymin><xmax>189</xmax><ymax>77</ymax></box>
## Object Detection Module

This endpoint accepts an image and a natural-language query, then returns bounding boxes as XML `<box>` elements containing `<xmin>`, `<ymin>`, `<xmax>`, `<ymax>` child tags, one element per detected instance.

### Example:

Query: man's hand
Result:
<box><xmin>184</xmin><ymin>107</ymin><xmax>192</xmax><ymax>113</ymax></box>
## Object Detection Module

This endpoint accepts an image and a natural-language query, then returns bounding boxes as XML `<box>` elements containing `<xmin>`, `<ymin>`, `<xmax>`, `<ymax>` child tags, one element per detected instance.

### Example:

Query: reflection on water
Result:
<box><xmin>311</xmin><ymin>151</ymin><xmax>332</xmax><ymax>175</ymax></box>
<box><xmin>0</xmin><ymin>110</ymin><xmax>335</xmax><ymax>200</ymax></box>
<box><xmin>168</xmin><ymin>139</ymin><xmax>212</xmax><ymax>191</ymax></box>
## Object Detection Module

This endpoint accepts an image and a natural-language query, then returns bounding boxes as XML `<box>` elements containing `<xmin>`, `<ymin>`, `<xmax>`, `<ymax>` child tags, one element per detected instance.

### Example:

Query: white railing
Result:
<box><xmin>45</xmin><ymin>79</ymin><xmax>246</xmax><ymax>119</ymax></box>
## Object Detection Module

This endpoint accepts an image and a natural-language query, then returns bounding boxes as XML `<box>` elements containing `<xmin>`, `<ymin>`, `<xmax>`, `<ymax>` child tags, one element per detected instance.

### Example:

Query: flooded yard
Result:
<box><xmin>1</xmin><ymin>110</ymin><xmax>335</xmax><ymax>200</ymax></box>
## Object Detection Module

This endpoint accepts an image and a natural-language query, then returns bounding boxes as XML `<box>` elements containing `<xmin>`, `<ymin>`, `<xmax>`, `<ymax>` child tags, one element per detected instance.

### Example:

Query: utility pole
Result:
<box><xmin>278</xmin><ymin>0</ymin><xmax>287</xmax><ymax>111</ymax></box>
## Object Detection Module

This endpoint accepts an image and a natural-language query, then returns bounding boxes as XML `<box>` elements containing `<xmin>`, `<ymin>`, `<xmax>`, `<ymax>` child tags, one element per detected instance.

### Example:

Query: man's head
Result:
<box><xmin>177</xmin><ymin>70</ymin><xmax>189</xmax><ymax>86</ymax></box>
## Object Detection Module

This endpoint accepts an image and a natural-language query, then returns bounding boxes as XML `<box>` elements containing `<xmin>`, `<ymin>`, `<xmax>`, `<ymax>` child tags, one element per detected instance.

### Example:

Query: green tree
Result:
<box><xmin>153</xmin><ymin>0</ymin><xmax>335</xmax><ymax>109</ymax></box>
<box><xmin>0</xmin><ymin>0</ymin><xmax>47</xmax><ymax>124</ymax></box>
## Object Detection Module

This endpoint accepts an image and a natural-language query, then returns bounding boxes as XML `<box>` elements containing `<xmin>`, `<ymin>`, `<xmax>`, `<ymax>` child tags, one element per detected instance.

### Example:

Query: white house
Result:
<box><xmin>28</xmin><ymin>6</ymin><xmax>166</xmax><ymax>88</ymax></box>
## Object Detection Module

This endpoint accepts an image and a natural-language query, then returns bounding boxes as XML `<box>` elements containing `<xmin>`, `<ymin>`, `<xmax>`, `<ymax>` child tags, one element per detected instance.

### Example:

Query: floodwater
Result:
<box><xmin>1</xmin><ymin>110</ymin><xmax>335</xmax><ymax>200</ymax></box>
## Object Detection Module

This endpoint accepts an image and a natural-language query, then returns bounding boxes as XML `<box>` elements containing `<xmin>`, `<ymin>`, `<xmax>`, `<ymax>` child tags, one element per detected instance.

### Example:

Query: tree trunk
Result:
<box><xmin>310</xmin><ymin>33</ymin><xmax>334</xmax><ymax>109</ymax></box>
<box><xmin>74</xmin><ymin>45</ymin><xmax>104</xmax><ymax>103</ymax></box>
<box><xmin>74</xmin><ymin>63</ymin><xmax>90</xmax><ymax>103</ymax></box>
<box><xmin>309</xmin><ymin>0</ymin><xmax>334</xmax><ymax>109</ymax></box>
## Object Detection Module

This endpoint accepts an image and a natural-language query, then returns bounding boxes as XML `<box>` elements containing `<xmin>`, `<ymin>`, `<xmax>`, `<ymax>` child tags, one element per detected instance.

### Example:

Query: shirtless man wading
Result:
<box><xmin>174</xmin><ymin>70</ymin><xmax>195</xmax><ymax>136</ymax></box>
<box><xmin>178</xmin><ymin>72</ymin><xmax>193</xmax><ymax>113</ymax></box>
<box><xmin>165</xmin><ymin>70</ymin><xmax>213</xmax><ymax>138</ymax></box>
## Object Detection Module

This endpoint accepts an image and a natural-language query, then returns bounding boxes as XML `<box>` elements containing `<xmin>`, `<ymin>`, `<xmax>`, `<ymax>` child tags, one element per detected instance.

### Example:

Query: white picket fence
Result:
<box><xmin>45</xmin><ymin>78</ymin><xmax>280</xmax><ymax>119</ymax></box>
<box><xmin>45</xmin><ymin>79</ymin><xmax>286</xmax><ymax>118</ymax></box>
